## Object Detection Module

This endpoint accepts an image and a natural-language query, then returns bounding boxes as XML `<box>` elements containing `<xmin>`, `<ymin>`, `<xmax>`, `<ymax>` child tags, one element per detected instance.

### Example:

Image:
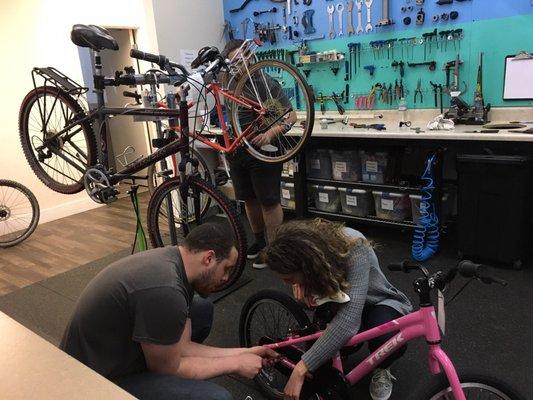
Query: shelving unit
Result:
<box><xmin>306</xmin><ymin>178</ymin><xmax>421</xmax><ymax>195</ymax></box>
<box><xmin>308</xmin><ymin>208</ymin><xmax>418</xmax><ymax>230</ymax></box>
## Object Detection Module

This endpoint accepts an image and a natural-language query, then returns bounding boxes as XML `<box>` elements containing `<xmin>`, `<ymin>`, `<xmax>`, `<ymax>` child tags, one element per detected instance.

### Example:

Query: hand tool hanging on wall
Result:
<box><xmin>408</xmin><ymin>61</ymin><xmax>436</xmax><ymax>71</ymax></box>
<box><xmin>253</xmin><ymin>7</ymin><xmax>278</xmax><ymax>17</ymax></box>
<box><xmin>365</xmin><ymin>0</ymin><xmax>374</xmax><ymax>32</ymax></box>
<box><xmin>413</xmin><ymin>78</ymin><xmax>423</xmax><ymax>103</ymax></box>
<box><xmin>337</xmin><ymin>3</ymin><xmax>345</xmax><ymax>37</ymax></box>
<box><xmin>422</xmin><ymin>29</ymin><xmax>438</xmax><ymax>59</ymax></box>
<box><xmin>377</xmin><ymin>0</ymin><xmax>394</xmax><ymax>27</ymax></box>
<box><xmin>347</xmin><ymin>0</ymin><xmax>355</xmax><ymax>35</ymax></box>
<box><xmin>356</xmin><ymin>0</ymin><xmax>364</xmax><ymax>34</ymax></box>
<box><xmin>230</xmin><ymin>0</ymin><xmax>255</xmax><ymax>13</ymax></box>
<box><xmin>416</xmin><ymin>8</ymin><xmax>425</xmax><ymax>25</ymax></box>
<box><xmin>430</xmin><ymin>81</ymin><xmax>443</xmax><ymax>113</ymax></box>
<box><xmin>287</xmin><ymin>0</ymin><xmax>291</xmax><ymax>15</ymax></box>
<box><xmin>473</xmin><ymin>52</ymin><xmax>490</xmax><ymax>123</ymax></box>
<box><xmin>223</xmin><ymin>20</ymin><xmax>235</xmax><ymax>40</ymax></box>
<box><xmin>391</xmin><ymin>60</ymin><xmax>405</xmax><ymax>77</ymax></box>
<box><xmin>241</xmin><ymin>18</ymin><xmax>253</xmax><ymax>39</ymax></box>
<box><xmin>302</xmin><ymin>9</ymin><xmax>316</xmax><ymax>34</ymax></box>
<box><xmin>331</xmin><ymin>92</ymin><xmax>346</xmax><ymax>114</ymax></box>
<box><xmin>327</xmin><ymin>4</ymin><xmax>336</xmax><ymax>38</ymax></box>
<box><xmin>364</xmin><ymin>65</ymin><xmax>376</xmax><ymax>76</ymax></box>
<box><xmin>347</xmin><ymin>42</ymin><xmax>361</xmax><ymax>76</ymax></box>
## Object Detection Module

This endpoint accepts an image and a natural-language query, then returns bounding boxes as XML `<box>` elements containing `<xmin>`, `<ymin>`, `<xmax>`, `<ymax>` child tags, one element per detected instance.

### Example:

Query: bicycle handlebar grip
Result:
<box><xmin>387</xmin><ymin>263</ymin><xmax>403</xmax><ymax>272</ymax></box>
<box><xmin>130</xmin><ymin>49</ymin><xmax>166</xmax><ymax>66</ymax></box>
<box><xmin>457</xmin><ymin>260</ymin><xmax>483</xmax><ymax>278</ymax></box>
<box><xmin>123</xmin><ymin>91</ymin><xmax>141</xmax><ymax>100</ymax></box>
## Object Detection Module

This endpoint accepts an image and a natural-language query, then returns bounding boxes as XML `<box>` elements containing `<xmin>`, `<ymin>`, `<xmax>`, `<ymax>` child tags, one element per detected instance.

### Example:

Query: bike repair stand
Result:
<box><xmin>128</xmin><ymin>183</ymin><xmax>147</xmax><ymax>253</ymax></box>
<box><xmin>116</xmin><ymin>146</ymin><xmax>148</xmax><ymax>253</ymax></box>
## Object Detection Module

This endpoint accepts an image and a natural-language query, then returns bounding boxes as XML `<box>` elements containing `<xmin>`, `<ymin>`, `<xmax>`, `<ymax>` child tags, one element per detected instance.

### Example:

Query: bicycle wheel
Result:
<box><xmin>147</xmin><ymin>147</ymin><xmax>213</xmax><ymax>196</ymax></box>
<box><xmin>147</xmin><ymin>175</ymin><xmax>247</xmax><ymax>292</ymax></box>
<box><xmin>417</xmin><ymin>371</ymin><xmax>526</xmax><ymax>400</ymax></box>
<box><xmin>0</xmin><ymin>180</ymin><xmax>40</xmax><ymax>248</ymax></box>
<box><xmin>239</xmin><ymin>289</ymin><xmax>311</xmax><ymax>400</ymax></box>
<box><xmin>230</xmin><ymin>59</ymin><xmax>314</xmax><ymax>164</ymax></box>
<box><xmin>19</xmin><ymin>86</ymin><xmax>97</xmax><ymax>194</ymax></box>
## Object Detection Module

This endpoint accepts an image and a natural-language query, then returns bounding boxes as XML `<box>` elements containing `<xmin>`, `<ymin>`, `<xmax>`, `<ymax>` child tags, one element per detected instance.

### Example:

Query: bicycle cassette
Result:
<box><xmin>84</xmin><ymin>167</ymin><xmax>118</xmax><ymax>204</ymax></box>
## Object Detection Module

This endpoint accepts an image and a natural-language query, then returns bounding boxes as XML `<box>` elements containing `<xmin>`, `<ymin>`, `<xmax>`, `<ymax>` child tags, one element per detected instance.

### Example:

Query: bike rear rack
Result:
<box><xmin>32</xmin><ymin>67</ymin><xmax>88</xmax><ymax>96</ymax></box>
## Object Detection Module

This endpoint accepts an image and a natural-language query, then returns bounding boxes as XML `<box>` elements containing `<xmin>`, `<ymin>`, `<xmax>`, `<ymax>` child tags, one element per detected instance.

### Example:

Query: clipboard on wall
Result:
<box><xmin>503</xmin><ymin>53</ymin><xmax>533</xmax><ymax>100</ymax></box>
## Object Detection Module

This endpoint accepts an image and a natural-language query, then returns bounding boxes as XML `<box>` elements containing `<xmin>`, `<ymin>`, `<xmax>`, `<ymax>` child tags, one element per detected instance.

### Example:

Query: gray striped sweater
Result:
<box><xmin>300</xmin><ymin>228</ymin><xmax>413</xmax><ymax>372</ymax></box>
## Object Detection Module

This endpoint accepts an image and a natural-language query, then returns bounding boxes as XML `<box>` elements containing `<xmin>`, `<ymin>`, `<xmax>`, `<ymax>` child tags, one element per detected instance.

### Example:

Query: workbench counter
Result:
<box><xmin>309</xmin><ymin>124</ymin><xmax>533</xmax><ymax>142</ymax></box>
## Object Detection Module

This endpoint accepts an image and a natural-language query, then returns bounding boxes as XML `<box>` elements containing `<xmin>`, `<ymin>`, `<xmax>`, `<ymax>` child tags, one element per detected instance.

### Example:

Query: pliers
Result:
<box><xmin>414</xmin><ymin>78</ymin><xmax>423</xmax><ymax>103</ymax></box>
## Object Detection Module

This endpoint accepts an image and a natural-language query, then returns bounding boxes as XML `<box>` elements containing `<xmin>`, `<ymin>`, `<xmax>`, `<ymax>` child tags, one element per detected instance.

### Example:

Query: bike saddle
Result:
<box><xmin>191</xmin><ymin>46</ymin><xmax>221</xmax><ymax>69</ymax></box>
<box><xmin>71</xmin><ymin>24</ymin><xmax>119</xmax><ymax>51</ymax></box>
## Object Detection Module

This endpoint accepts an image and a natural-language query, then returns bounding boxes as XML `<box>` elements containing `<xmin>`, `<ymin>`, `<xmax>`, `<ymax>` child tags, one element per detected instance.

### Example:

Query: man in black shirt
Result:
<box><xmin>60</xmin><ymin>223</ymin><xmax>278</xmax><ymax>400</ymax></box>
<box><xmin>222</xmin><ymin>40</ymin><xmax>297</xmax><ymax>269</ymax></box>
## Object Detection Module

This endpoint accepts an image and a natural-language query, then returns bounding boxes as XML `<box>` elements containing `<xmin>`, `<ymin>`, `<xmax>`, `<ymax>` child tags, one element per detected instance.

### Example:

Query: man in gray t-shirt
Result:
<box><xmin>60</xmin><ymin>223</ymin><xmax>278</xmax><ymax>400</ymax></box>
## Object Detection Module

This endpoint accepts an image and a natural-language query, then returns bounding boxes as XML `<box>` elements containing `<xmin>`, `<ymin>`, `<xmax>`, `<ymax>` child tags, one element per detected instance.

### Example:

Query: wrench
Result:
<box><xmin>365</xmin><ymin>0</ymin><xmax>373</xmax><ymax>32</ymax></box>
<box><xmin>346</xmin><ymin>0</ymin><xmax>355</xmax><ymax>35</ymax></box>
<box><xmin>327</xmin><ymin>4</ymin><xmax>336</xmax><ymax>39</ymax></box>
<box><xmin>355</xmin><ymin>0</ymin><xmax>363</xmax><ymax>34</ymax></box>
<box><xmin>336</xmin><ymin>3</ymin><xmax>345</xmax><ymax>37</ymax></box>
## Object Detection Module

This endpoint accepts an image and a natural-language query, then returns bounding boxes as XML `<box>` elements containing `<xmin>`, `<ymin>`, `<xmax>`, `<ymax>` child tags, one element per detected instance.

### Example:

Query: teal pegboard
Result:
<box><xmin>223</xmin><ymin>1</ymin><xmax>533</xmax><ymax>113</ymax></box>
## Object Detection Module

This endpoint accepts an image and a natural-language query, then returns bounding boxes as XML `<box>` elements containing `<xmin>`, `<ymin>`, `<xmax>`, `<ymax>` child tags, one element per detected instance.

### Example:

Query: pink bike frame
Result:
<box><xmin>265</xmin><ymin>305</ymin><xmax>466</xmax><ymax>400</ymax></box>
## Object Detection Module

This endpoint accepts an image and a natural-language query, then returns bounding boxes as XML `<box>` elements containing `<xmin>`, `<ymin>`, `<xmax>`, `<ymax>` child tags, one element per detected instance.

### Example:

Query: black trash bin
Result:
<box><xmin>456</xmin><ymin>154</ymin><xmax>532</xmax><ymax>268</ymax></box>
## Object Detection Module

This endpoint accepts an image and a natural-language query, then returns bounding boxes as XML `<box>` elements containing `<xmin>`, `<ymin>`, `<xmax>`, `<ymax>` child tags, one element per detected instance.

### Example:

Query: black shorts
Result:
<box><xmin>228</xmin><ymin>149</ymin><xmax>282</xmax><ymax>207</ymax></box>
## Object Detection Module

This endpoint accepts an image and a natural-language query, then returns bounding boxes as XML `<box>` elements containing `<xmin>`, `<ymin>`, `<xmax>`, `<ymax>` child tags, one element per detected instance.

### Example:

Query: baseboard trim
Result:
<box><xmin>39</xmin><ymin>197</ymin><xmax>103</xmax><ymax>224</ymax></box>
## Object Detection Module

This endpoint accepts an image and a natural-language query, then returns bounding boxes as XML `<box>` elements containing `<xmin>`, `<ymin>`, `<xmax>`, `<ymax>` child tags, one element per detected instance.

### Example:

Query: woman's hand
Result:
<box><xmin>292</xmin><ymin>284</ymin><xmax>315</xmax><ymax>308</ymax></box>
<box><xmin>284</xmin><ymin>360</ymin><xmax>309</xmax><ymax>400</ymax></box>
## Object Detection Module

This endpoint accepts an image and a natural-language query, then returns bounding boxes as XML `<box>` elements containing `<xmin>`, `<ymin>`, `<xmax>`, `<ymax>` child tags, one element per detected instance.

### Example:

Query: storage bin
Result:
<box><xmin>338</xmin><ymin>187</ymin><xmax>374</xmax><ymax>216</ymax></box>
<box><xmin>280</xmin><ymin>182</ymin><xmax>296</xmax><ymax>210</ymax></box>
<box><xmin>307</xmin><ymin>149</ymin><xmax>332</xmax><ymax>179</ymax></box>
<box><xmin>311</xmin><ymin>185</ymin><xmax>340</xmax><ymax>213</ymax></box>
<box><xmin>360</xmin><ymin>151</ymin><xmax>388</xmax><ymax>183</ymax></box>
<box><xmin>409</xmin><ymin>193</ymin><xmax>450</xmax><ymax>225</ymax></box>
<box><xmin>330</xmin><ymin>150</ymin><xmax>361</xmax><ymax>182</ymax></box>
<box><xmin>372</xmin><ymin>191</ymin><xmax>410</xmax><ymax>221</ymax></box>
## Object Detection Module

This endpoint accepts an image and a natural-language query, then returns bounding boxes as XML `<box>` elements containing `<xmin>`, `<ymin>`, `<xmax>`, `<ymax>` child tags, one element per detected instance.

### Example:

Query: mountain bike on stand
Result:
<box><xmin>18</xmin><ymin>24</ymin><xmax>314</xmax><ymax>291</ymax></box>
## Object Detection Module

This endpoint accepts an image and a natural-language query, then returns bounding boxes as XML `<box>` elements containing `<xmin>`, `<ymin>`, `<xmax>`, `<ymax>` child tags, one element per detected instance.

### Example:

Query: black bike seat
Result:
<box><xmin>71</xmin><ymin>24</ymin><xmax>119</xmax><ymax>51</ymax></box>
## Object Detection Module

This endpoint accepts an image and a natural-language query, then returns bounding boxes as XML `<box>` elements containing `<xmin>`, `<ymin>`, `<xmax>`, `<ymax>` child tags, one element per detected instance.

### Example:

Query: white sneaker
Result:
<box><xmin>252</xmin><ymin>261</ymin><xmax>268</xmax><ymax>269</ymax></box>
<box><xmin>369</xmin><ymin>368</ymin><xmax>396</xmax><ymax>400</ymax></box>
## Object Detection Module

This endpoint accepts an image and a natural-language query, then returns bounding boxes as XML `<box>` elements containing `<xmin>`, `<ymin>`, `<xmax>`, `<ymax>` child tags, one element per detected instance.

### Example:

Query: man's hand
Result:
<box><xmin>284</xmin><ymin>360</ymin><xmax>309</xmax><ymax>400</ymax></box>
<box><xmin>246</xmin><ymin>346</ymin><xmax>281</xmax><ymax>368</ymax></box>
<box><xmin>250</xmin><ymin>131</ymin><xmax>274</xmax><ymax>147</ymax></box>
<box><xmin>235</xmin><ymin>353</ymin><xmax>265</xmax><ymax>379</ymax></box>
<box><xmin>292</xmin><ymin>284</ymin><xmax>316</xmax><ymax>308</ymax></box>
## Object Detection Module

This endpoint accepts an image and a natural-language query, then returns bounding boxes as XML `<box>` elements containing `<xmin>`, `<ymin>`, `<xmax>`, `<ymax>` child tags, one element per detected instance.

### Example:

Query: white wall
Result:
<box><xmin>0</xmin><ymin>0</ymin><xmax>160</xmax><ymax>223</ymax></box>
<box><xmin>151</xmin><ymin>0</ymin><xmax>226</xmax><ymax>69</ymax></box>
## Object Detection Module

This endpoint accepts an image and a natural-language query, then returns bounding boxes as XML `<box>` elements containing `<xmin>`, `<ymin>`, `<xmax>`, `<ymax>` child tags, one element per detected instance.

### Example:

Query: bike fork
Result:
<box><xmin>429</xmin><ymin>346</ymin><xmax>466</xmax><ymax>400</ymax></box>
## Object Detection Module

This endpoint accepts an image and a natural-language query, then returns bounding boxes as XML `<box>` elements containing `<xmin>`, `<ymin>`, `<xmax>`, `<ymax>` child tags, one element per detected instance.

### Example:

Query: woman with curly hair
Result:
<box><xmin>262</xmin><ymin>219</ymin><xmax>412</xmax><ymax>400</ymax></box>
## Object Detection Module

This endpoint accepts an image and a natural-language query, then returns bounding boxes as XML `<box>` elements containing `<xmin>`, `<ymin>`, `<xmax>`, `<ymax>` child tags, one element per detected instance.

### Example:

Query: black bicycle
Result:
<box><xmin>18</xmin><ymin>25</ymin><xmax>314</xmax><ymax>290</ymax></box>
<box><xmin>0</xmin><ymin>180</ymin><xmax>40</xmax><ymax>248</ymax></box>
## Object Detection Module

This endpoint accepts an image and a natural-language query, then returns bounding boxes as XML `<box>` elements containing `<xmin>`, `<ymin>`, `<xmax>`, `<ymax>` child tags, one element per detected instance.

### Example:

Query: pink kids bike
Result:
<box><xmin>239</xmin><ymin>261</ymin><xmax>525</xmax><ymax>399</ymax></box>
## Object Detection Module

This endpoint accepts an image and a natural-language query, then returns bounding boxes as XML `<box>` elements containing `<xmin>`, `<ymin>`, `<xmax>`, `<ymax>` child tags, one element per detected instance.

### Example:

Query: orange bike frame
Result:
<box><xmin>170</xmin><ymin>82</ymin><xmax>267</xmax><ymax>154</ymax></box>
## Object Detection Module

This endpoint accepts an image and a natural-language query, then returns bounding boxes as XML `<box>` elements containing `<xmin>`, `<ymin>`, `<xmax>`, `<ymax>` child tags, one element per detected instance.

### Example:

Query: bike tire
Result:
<box><xmin>239</xmin><ymin>289</ymin><xmax>311</xmax><ymax>400</ymax></box>
<box><xmin>0</xmin><ymin>180</ymin><xmax>40</xmax><ymax>248</ymax></box>
<box><xmin>19</xmin><ymin>86</ymin><xmax>97</xmax><ymax>194</ymax></box>
<box><xmin>230</xmin><ymin>59</ymin><xmax>314</xmax><ymax>164</ymax></box>
<box><xmin>146</xmin><ymin>175</ymin><xmax>247</xmax><ymax>292</ymax></box>
<box><xmin>416</xmin><ymin>371</ymin><xmax>526</xmax><ymax>400</ymax></box>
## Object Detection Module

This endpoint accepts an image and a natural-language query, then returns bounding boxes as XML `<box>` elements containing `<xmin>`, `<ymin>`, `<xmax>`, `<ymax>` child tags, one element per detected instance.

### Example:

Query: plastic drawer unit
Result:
<box><xmin>409</xmin><ymin>193</ymin><xmax>451</xmax><ymax>224</ymax></box>
<box><xmin>280</xmin><ymin>181</ymin><xmax>295</xmax><ymax>210</ymax></box>
<box><xmin>330</xmin><ymin>150</ymin><xmax>361</xmax><ymax>182</ymax></box>
<box><xmin>306</xmin><ymin>149</ymin><xmax>332</xmax><ymax>179</ymax></box>
<box><xmin>338</xmin><ymin>188</ymin><xmax>374</xmax><ymax>217</ymax></box>
<box><xmin>310</xmin><ymin>185</ymin><xmax>340</xmax><ymax>213</ymax></box>
<box><xmin>360</xmin><ymin>151</ymin><xmax>389</xmax><ymax>184</ymax></box>
<box><xmin>372</xmin><ymin>191</ymin><xmax>411</xmax><ymax>221</ymax></box>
